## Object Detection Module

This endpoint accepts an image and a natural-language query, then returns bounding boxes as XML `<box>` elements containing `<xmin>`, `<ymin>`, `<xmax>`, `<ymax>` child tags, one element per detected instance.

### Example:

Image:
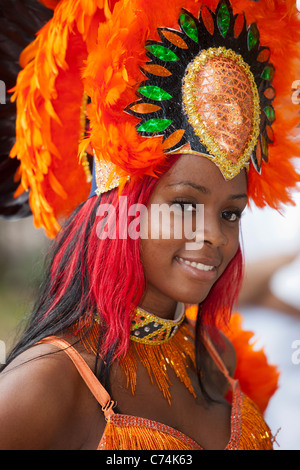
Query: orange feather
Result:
<box><xmin>186</xmin><ymin>306</ymin><xmax>280</xmax><ymax>414</ymax></box>
<box><xmin>10</xmin><ymin>0</ymin><xmax>300</xmax><ymax>236</ymax></box>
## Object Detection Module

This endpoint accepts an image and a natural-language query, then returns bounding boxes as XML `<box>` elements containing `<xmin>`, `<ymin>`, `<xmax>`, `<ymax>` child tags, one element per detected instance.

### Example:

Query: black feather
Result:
<box><xmin>0</xmin><ymin>0</ymin><xmax>53</xmax><ymax>219</ymax></box>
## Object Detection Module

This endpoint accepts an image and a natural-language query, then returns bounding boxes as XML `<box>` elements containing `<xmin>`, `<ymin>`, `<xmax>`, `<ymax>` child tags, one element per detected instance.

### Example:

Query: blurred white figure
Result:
<box><xmin>239</xmin><ymin>167</ymin><xmax>300</xmax><ymax>450</ymax></box>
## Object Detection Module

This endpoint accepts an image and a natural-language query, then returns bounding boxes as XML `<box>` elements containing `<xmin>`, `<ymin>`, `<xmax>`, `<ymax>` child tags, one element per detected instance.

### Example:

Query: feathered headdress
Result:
<box><xmin>2</xmin><ymin>0</ymin><xmax>300</xmax><ymax>237</ymax></box>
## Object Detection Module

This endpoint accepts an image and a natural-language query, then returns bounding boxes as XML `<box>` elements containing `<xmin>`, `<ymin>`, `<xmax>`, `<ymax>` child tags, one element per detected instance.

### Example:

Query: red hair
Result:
<box><xmin>201</xmin><ymin>245</ymin><xmax>243</xmax><ymax>330</ymax></box>
<box><xmin>45</xmin><ymin>154</ymin><xmax>243</xmax><ymax>363</ymax></box>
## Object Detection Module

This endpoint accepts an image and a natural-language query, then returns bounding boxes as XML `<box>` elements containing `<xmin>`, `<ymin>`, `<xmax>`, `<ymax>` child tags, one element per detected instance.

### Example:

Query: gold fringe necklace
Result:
<box><xmin>76</xmin><ymin>304</ymin><xmax>197</xmax><ymax>405</ymax></box>
<box><xmin>120</xmin><ymin>306</ymin><xmax>197</xmax><ymax>405</ymax></box>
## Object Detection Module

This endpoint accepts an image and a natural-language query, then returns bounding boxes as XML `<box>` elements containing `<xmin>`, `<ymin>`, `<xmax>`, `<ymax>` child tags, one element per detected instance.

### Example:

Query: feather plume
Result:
<box><xmin>186</xmin><ymin>305</ymin><xmax>279</xmax><ymax>414</ymax></box>
<box><xmin>10</xmin><ymin>0</ymin><xmax>117</xmax><ymax>236</ymax></box>
<box><xmin>8</xmin><ymin>0</ymin><xmax>300</xmax><ymax>236</ymax></box>
<box><xmin>0</xmin><ymin>0</ymin><xmax>53</xmax><ymax>219</ymax></box>
<box><xmin>225</xmin><ymin>313</ymin><xmax>280</xmax><ymax>414</ymax></box>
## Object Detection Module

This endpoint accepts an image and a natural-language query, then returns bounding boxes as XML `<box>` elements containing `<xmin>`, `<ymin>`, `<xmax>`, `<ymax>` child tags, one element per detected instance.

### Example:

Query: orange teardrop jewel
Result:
<box><xmin>183</xmin><ymin>47</ymin><xmax>260</xmax><ymax>179</ymax></box>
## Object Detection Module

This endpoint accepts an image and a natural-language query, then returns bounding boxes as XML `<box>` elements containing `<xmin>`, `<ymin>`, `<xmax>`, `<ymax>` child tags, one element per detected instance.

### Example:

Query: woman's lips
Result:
<box><xmin>175</xmin><ymin>256</ymin><xmax>219</xmax><ymax>281</ymax></box>
<box><xmin>177</xmin><ymin>257</ymin><xmax>215</xmax><ymax>271</ymax></box>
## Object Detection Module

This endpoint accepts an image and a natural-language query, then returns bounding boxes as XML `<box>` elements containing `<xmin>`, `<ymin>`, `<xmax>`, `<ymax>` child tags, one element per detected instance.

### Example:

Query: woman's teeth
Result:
<box><xmin>177</xmin><ymin>257</ymin><xmax>215</xmax><ymax>271</ymax></box>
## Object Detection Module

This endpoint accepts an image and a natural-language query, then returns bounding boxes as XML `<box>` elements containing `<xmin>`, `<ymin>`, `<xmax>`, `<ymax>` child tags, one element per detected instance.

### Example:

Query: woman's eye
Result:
<box><xmin>222</xmin><ymin>210</ymin><xmax>242</xmax><ymax>222</ymax></box>
<box><xmin>172</xmin><ymin>200</ymin><xmax>196</xmax><ymax>212</ymax></box>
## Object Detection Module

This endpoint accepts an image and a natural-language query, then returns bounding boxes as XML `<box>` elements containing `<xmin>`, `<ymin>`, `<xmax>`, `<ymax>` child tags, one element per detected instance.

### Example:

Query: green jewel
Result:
<box><xmin>179</xmin><ymin>12</ymin><xmax>199</xmax><ymax>43</ymax></box>
<box><xmin>137</xmin><ymin>118</ymin><xmax>173</xmax><ymax>133</ymax></box>
<box><xmin>145</xmin><ymin>44</ymin><xmax>179</xmax><ymax>61</ymax></box>
<box><xmin>261</xmin><ymin>135</ymin><xmax>269</xmax><ymax>157</ymax></box>
<box><xmin>264</xmin><ymin>105</ymin><xmax>275</xmax><ymax>123</ymax></box>
<box><xmin>138</xmin><ymin>85</ymin><xmax>172</xmax><ymax>101</ymax></box>
<box><xmin>261</xmin><ymin>64</ymin><xmax>275</xmax><ymax>81</ymax></box>
<box><xmin>217</xmin><ymin>2</ymin><xmax>230</xmax><ymax>37</ymax></box>
<box><xmin>248</xmin><ymin>23</ymin><xmax>259</xmax><ymax>51</ymax></box>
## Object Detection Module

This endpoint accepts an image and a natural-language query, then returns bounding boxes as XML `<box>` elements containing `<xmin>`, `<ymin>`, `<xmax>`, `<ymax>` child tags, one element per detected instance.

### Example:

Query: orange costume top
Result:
<box><xmin>39</xmin><ymin>333</ymin><xmax>275</xmax><ymax>450</ymax></box>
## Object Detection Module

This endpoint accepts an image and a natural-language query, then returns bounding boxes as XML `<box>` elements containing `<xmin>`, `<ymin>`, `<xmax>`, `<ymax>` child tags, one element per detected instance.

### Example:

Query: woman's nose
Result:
<box><xmin>203</xmin><ymin>212</ymin><xmax>227</xmax><ymax>247</ymax></box>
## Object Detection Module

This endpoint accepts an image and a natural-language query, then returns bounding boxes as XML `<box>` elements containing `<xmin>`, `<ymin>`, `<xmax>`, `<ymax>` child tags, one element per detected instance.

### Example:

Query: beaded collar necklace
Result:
<box><xmin>120</xmin><ymin>304</ymin><xmax>197</xmax><ymax>405</ymax></box>
<box><xmin>76</xmin><ymin>304</ymin><xmax>196</xmax><ymax>405</ymax></box>
<box><xmin>130</xmin><ymin>304</ymin><xmax>185</xmax><ymax>345</ymax></box>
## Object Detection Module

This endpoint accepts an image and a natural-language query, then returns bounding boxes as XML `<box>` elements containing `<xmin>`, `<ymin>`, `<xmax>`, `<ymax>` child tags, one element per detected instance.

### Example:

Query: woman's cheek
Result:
<box><xmin>140</xmin><ymin>205</ymin><xmax>183</xmax><ymax>241</ymax></box>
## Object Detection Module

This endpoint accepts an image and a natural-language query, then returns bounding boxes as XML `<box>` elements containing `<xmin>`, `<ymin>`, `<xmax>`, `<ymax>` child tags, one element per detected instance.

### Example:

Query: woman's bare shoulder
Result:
<box><xmin>0</xmin><ymin>342</ymin><xmax>85</xmax><ymax>449</ymax></box>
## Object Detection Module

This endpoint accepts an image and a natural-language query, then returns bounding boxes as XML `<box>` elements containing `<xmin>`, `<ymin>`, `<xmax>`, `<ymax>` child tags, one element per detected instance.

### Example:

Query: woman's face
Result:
<box><xmin>139</xmin><ymin>154</ymin><xmax>247</xmax><ymax>318</ymax></box>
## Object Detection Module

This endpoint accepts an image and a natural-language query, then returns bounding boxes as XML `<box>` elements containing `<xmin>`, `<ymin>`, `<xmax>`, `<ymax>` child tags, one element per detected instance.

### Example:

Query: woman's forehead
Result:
<box><xmin>158</xmin><ymin>154</ymin><xmax>248</xmax><ymax>194</ymax></box>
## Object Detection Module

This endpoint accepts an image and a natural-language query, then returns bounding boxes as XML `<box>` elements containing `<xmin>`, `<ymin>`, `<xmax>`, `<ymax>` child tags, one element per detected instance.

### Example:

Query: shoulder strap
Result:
<box><xmin>37</xmin><ymin>336</ymin><xmax>115</xmax><ymax>418</ymax></box>
<box><xmin>202</xmin><ymin>330</ymin><xmax>236</xmax><ymax>390</ymax></box>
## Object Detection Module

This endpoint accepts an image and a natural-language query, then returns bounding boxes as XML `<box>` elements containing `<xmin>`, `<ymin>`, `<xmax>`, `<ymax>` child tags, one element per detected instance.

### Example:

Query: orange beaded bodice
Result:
<box><xmin>39</xmin><ymin>334</ymin><xmax>275</xmax><ymax>450</ymax></box>
<box><xmin>98</xmin><ymin>384</ymin><xmax>273</xmax><ymax>450</ymax></box>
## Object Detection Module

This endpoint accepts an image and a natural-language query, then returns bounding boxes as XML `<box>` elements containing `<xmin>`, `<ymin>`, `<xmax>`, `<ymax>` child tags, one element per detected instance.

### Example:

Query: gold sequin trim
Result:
<box><xmin>93</xmin><ymin>149</ymin><xmax>130</xmax><ymax>195</ymax></box>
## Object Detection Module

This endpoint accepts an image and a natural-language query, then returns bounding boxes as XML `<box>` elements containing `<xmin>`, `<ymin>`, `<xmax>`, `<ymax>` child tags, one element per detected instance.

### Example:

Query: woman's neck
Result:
<box><xmin>139</xmin><ymin>297</ymin><xmax>182</xmax><ymax>321</ymax></box>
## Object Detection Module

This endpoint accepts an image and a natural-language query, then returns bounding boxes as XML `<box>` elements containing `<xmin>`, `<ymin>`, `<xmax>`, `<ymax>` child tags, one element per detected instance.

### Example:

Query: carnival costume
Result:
<box><xmin>1</xmin><ymin>0</ymin><xmax>300</xmax><ymax>450</ymax></box>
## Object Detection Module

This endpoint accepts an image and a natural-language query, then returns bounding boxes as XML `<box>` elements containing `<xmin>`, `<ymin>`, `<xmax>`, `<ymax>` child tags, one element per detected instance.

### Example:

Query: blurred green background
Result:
<box><xmin>0</xmin><ymin>217</ymin><xmax>50</xmax><ymax>353</ymax></box>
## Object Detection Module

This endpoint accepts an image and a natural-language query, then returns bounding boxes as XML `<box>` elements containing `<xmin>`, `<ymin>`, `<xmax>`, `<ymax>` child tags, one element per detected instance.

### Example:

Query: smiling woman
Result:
<box><xmin>140</xmin><ymin>155</ymin><xmax>247</xmax><ymax>314</ymax></box>
<box><xmin>0</xmin><ymin>0</ymin><xmax>299</xmax><ymax>451</ymax></box>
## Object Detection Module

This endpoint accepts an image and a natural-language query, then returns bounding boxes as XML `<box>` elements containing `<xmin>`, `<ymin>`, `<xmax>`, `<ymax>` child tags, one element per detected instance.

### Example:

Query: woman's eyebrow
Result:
<box><xmin>166</xmin><ymin>181</ymin><xmax>248</xmax><ymax>200</ymax></box>
<box><xmin>228</xmin><ymin>193</ymin><xmax>248</xmax><ymax>200</ymax></box>
<box><xmin>165</xmin><ymin>181</ymin><xmax>211</xmax><ymax>194</ymax></box>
